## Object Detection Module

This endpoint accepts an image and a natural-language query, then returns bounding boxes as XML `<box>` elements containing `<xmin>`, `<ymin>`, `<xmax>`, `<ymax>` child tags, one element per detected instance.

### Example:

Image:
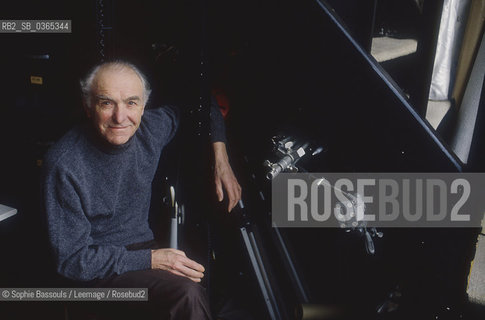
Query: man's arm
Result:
<box><xmin>208</xmin><ymin>99</ymin><xmax>242</xmax><ymax>212</ymax></box>
<box><xmin>147</xmin><ymin>103</ymin><xmax>241</xmax><ymax>211</ymax></box>
<box><xmin>213</xmin><ymin>141</ymin><xmax>241</xmax><ymax>212</ymax></box>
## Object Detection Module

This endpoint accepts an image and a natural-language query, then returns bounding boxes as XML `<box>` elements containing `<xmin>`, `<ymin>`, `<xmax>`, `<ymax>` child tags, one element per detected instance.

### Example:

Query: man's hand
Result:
<box><xmin>151</xmin><ymin>248</ymin><xmax>205</xmax><ymax>282</ymax></box>
<box><xmin>213</xmin><ymin>142</ymin><xmax>242</xmax><ymax>212</ymax></box>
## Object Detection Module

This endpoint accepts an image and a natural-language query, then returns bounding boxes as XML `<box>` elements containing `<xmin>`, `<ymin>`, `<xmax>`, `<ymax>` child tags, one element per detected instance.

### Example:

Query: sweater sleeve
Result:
<box><xmin>139</xmin><ymin>105</ymin><xmax>180</xmax><ymax>153</ymax></box>
<box><xmin>43</xmin><ymin>164</ymin><xmax>152</xmax><ymax>282</ymax></box>
<box><xmin>209</xmin><ymin>96</ymin><xmax>227</xmax><ymax>143</ymax></box>
<box><xmin>143</xmin><ymin>103</ymin><xmax>226</xmax><ymax>145</ymax></box>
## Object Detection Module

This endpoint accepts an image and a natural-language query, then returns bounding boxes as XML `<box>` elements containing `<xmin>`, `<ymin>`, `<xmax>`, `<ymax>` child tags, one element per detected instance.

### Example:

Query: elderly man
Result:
<box><xmin>42</xmin><ymin>60</ymin><xmax>241</xmax><ymax>319</ymax></box>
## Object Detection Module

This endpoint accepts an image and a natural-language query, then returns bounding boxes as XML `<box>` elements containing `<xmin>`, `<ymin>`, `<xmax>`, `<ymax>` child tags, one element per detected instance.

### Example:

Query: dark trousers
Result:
<box><xmin>74</xmin><ymin>240</ymin><xmax>213</xmax><ymax>320</ymax></box>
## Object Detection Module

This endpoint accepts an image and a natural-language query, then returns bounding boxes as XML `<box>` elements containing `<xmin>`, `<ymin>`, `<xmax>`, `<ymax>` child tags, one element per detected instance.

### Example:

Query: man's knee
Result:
<box><xmin>146</xmin><ymin>271</ymin><xmax>207</xmax><ymax>302</ymax></box>
<box><xmin>151</xmin><ymin>275</ymin><xmax>207</xmax><ymax>303</ymax></box>
<box><xmin>175</xmin><ymin>278</ymin><xmax>208</xmax><ymax>303</ymax></box>
<box><xmin>149</xmin><ymin>274</ymin><xmax>211</xmax><ymax>319</ymax></box>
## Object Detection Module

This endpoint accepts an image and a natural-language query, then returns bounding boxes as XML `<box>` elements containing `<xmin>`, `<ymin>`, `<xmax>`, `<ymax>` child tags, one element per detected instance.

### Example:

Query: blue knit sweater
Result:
<box><xmin>43</xmin><ymin>105</ymin><xmax>225</xmax><ymax>281</ymax></box>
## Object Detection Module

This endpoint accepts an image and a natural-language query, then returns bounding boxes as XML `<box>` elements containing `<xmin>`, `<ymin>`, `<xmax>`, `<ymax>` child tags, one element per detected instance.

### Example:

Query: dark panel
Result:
<box><xmin>220</xmin><ymin>0</ymin><xmax>460</xmax><ymax>173</ymax></box>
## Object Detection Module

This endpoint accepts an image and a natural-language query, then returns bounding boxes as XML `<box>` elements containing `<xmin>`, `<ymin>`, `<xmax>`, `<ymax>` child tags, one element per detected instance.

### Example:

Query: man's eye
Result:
<box><xmin>101</xmin><ymin>101</ymin><xmax>112</xmax><ymax>106</ymax></box>
<box><xmin>128</xmin><ymin>101</ymin><xmax>137</xmax><ymax>106</ymax></box>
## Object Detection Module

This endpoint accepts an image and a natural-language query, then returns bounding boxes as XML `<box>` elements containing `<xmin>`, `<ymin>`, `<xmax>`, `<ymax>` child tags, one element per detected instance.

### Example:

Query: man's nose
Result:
<box><xmin>112</xmin><ymin>105</ymin><xmax>127</xmax><ymax>124</ymax></box>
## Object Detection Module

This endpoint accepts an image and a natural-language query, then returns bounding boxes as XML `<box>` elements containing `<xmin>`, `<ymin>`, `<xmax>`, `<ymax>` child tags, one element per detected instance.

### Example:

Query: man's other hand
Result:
<box><xmin>151</xmin><ymin>248</ymin><xmax>205</xmax><ymax>282</ymax></box>
<box><xmin>213</xmin><ymin>142</ymin><xmax>242</xmax><ymax>212</ymax></box>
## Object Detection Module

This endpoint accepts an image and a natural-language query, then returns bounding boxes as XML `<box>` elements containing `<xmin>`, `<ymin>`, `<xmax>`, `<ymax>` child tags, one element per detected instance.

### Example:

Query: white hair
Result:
<box><xmin>80</xmin><ymin>60</ymin><xmax>152</xmax><ymax>108</ymax></box>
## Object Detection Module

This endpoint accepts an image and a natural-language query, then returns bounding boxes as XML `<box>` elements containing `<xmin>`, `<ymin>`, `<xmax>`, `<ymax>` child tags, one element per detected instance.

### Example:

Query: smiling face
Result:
<box><xmin>86</xmin><ymin>65</ymin><xmax>146</xmax><ymax>145</ymax></box>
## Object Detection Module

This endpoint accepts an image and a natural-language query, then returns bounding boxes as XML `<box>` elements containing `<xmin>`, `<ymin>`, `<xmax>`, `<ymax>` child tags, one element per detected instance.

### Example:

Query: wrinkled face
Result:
<box><xmin>86</xmin><ymin>66</ymin><xmax>146</xmax><ymax>145</ymax></box>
